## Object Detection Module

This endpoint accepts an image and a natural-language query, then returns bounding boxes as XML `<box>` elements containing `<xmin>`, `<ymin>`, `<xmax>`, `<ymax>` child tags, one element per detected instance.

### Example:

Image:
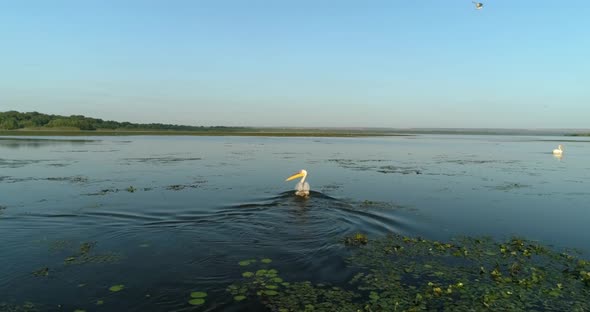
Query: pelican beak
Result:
<box><xmin>285</xmin><ymin>171</ymin><xmax>304</xmax><ymax>181</ymax></box>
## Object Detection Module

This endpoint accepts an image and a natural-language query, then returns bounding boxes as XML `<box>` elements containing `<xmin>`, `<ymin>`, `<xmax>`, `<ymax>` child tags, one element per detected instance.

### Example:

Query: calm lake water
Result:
<box><xmin>1</xmin><ymin>135</ymin><xmax>589</xmax><ymax>311</ymax></box>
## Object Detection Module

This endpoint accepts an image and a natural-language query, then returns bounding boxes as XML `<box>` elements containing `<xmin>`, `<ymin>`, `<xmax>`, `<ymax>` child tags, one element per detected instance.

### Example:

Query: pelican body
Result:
<box><xmin>285</xmin><ymin>169</ymin><xmax>310</xmax><ymax>197</ymax></box>
<box><xmin>473</xmin><ymin>1</ymin><xmax>483</xmax><ymax>9</ymax></box>
<box><xmin>553</xmin><ymin>145</ymin><xmax>563</xmax><ymax>155</ymax></box>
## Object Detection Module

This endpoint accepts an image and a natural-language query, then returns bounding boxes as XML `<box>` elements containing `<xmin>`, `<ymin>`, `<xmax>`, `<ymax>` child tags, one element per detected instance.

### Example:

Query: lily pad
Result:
<box><xmin>188</xmin><ymin>298</ymin><xmax>205</xmax><ymax>305</ymax></box>
<box><xmin>261</xmin><ymin>258</ymin><xmax>272</xmax><ymax>264</ymax></box>
<box><xmin>234</xmin><ymin>295</ymin><xmax>247</xmax><ymax>301</ymax></box>
<box><xmin>256</xmin><ymin>269</ymin><xmax>268</xmax><ymax>276</ymax></box>
<box><xmin>264</xmin><ymin>290</ymin><xmax>278</xmax><ymax>296</ymax></box>
<box><xmin>109</xmin><ymin>284</ymin><xmax>125</xmax><ymax>292</ymax></box>
<box><xmin>242</xmin><ymin>272</ymin><xmax>254</xmax><ymax>278</ymax></box>
<box><xmin>190</xmin><ymin>291</ymin><xmax>207</xmax><ymax>298</ymax></box>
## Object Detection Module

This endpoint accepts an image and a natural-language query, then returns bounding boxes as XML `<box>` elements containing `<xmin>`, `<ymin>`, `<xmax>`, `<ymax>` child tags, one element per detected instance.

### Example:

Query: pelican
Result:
<box><xmin>285</xmin><ymin>169</ymin><xmax>310</xmax><ymax>197</ymax></box>
<box><xmin>472</xmin><ymin>1</ymin><xmax>484</xmax><ymax>9</ymax></box>
<box><xmin>553</xmin><ymin>145</ymin><xmax>563</xmax><ymax>155</ymax></box>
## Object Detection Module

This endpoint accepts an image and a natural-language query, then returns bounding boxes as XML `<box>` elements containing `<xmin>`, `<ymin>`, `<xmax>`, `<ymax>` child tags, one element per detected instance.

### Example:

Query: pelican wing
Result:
<box><xmin>295</xmin><ymin>181</ymin><xmax>310</xmax><ymax>191</ymax></box>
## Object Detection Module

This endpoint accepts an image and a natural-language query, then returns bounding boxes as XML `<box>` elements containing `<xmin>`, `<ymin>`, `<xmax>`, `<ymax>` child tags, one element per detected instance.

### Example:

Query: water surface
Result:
<box><xmin>1</xmin><ymin>135</ymin><xmax>589</xmax><ymax>311</ymax></box>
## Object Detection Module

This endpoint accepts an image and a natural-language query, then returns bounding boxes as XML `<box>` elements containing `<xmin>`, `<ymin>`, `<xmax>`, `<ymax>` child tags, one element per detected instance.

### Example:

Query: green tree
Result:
<box><xmin>0</xmin><ymin>117</ymin><xmax>19</xmax><ymax>129</ymax></box>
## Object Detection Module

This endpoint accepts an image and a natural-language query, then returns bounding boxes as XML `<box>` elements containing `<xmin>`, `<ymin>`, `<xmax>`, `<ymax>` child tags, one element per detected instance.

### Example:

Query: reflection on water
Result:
<box><xmin>0</xmin><ymin>137</ymin><xmax>97</xmax><ymax>149</ymax></box>
<box><xmin>0</xmin><ymin>135</ymin><xmax>589</xmax><ymax>311</ymax></box>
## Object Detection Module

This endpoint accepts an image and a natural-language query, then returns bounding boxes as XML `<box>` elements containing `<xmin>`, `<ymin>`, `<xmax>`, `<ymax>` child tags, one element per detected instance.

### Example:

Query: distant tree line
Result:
<box><xmin>0</xmin><ymin>111</ymin><xmax>235</xmax><ymax>131</ymax></box>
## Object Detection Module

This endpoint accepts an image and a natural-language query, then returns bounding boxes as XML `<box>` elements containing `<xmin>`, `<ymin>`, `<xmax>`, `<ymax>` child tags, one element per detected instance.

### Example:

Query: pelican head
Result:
<box><xmin>285</xmin><ymin>169</ymin><xmax>310</xmax><ymax>197</ymax></box>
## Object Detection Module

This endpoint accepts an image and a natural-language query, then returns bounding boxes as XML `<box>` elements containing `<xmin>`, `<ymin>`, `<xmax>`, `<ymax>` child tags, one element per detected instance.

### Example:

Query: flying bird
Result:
<box><xmin>553</xmin><ymin>145</ymin><xmax>563</xmax><ymax>156</ymax></box>
<box><xmin>473</xmin><ymin>1</ymin><xmax>484</xmax><ymax>9</ymax></box>
<box><xmin>285</xmin><ymin>169</ymin><xmax>310</xmax><ymax>197</ymax></box>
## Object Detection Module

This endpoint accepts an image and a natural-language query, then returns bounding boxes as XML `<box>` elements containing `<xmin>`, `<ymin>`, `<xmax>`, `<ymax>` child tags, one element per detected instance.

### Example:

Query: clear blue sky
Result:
<box><xmin>1</xmin><ymin>1</ymin><xmax>589</xmax><ymax>128</ymax></box>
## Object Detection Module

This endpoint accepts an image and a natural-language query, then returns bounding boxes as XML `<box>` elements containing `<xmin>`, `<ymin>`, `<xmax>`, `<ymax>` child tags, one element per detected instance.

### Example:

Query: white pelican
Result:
<box><xmin>472</xmin><ymin>1</ymin><xmax>484</xmax><ymax>9</ymax></box>
<box><xmin>285</xmin><ymin>169</ymin><xmax>310</xmax><ymax>197</ymax></box>
<box><xmin>553</xmin><ymin>145</ymin><xmax>563</xmax><ymax>155</ymax></box>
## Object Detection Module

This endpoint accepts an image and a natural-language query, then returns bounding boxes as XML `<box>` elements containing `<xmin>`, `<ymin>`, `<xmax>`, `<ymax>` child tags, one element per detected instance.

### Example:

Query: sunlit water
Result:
<box><xmin>1</xmin><ymin>135</ymin><xmax>589</xmax><ymax>311</ymax></box>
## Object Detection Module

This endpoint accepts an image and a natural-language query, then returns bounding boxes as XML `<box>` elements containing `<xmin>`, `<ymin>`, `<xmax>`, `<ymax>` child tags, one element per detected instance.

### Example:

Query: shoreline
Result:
<box><xmin>0</xmin><ymin>129</ymin><xmax>409</xmax><ymax>137</ymax></box>
<box><xmin>0</xmin><ymin>129</ymin><xmax>587</xmax><ymax>138</ymax></box>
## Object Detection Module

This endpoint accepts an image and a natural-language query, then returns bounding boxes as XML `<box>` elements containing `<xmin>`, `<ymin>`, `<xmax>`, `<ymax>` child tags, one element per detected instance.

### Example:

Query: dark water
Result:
<box><xmin>1</xmin><ymin>135</ymin><xmax>589</xmax><ymax>311</ymax></box>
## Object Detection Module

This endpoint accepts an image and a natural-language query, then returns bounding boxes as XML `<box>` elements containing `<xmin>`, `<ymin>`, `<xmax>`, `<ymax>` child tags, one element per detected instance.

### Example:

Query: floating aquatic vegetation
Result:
<box><xmin>188</xmin><ymin>291</ymin><xmax>207</xmax><ymax>305</ymax></box>
<box><xmin>227</xmin><ymin>262</ymin><xmax>288</xmax><ymax>305</ymax></box>
<box><xmin>190</xmin><ymin>292</ymin><xmax>207</xmax><ymax>298</ymax></box>
<box><xmin>347</xmin><ymin>235</ymin><xmax>590</xmax><ymax>311</ymax></box>
<box><xmin>188</xmin><ymin>298</ymin><xmax>205</xmax><ymax>305</ymax></box>
<box><xmin>79</xmin><ymin>242</ymin><xmax>96</xmax><ymax>254</ymax></box>
<box><xmin>46</xmin><ymin>163</ymin><xmax>71</xmax><ymax>167</ymax></box>
<box><xmin>439</xmin><ymin>159</ymin><xmax>520</xmax><ymax>165</ymax></box>
<box><xmin>234</xmin><ymin>295</ymin><xmax>247</xmax><ymax>301</ymax></box>
<box><xmin>492</xmin><ymin>182</ymin><xmax>530</xmax><ymax>191</ymax></box>
<box><xmin>31</xmin><ymin>267</ymin><xmax>49</xmax><ymax>277</ymax></box>
<box><xmin>0</xmin><ymin>302</ymin><xmax>37</xmax><ymax>312</ymax></box>
<box><xmin>343</xmin><ymin>233</ymin><xmax>369</xmax><ymax>246</ymax></box>
<box><xmin>48</xmin><ymin>239</ymin><xmax>75</xmax><ymax>252</ymax></box>
<box><xmin>123</xmin><ymin>156</ymin><xmax>201</xmax><ymax>165</ymax></box>
<box><xmin>86</xmin><ymin>188</ymin><xmax>117</xmax><ymax>196</ymax></box>
<box><xmin>109</xmin><ymin>284</ymin><xmax>125</xmax><ymax>292</ymax></box>
<box><xmin>166</xmin><ymin>183</ymin><xmax>202</xmax><ymax>191</ymax></box>
<box><xmin>326</xmin><ymin>159</ymin><xmax>423</xmax><ymax>175</ymax></box>
<box><xmin>86</xmin><ymin>185</ymin><xmax>150</xmax><ymax>195</ymax></box>
<box><xmin>227</xmin><ymin>234</ymin><xmax>590</xmax><ymax>311</ymax></box>
<box><xmin>61</xmin><ymin>241</ymin><xmax>123</xmax><ymax>265</ymax></box>
<box><xmin>239</xmin><ymin>259</ymin><xmax>257</xmax><ymax>266</ymax></box>
<box><xmin>65</xmin><ymin>252</ymin><xmax>123</xmax><ymax>265</ymax></box>
<box><xmin>45</xmin><ymin>176</ymin><xmax>88</xmax><ymax>183</ymax></box>
<box><xmin>0</xmin><ymin>159</ymin><xmax>48</xmax><ymax>169</ymax></box>
<box><xmin>96</xmin><ymin>300</ymin><xmax>104</xmax><ymax>305</ymax></box>
<box><xmin>377</xmin><ymin>165</ymin><xmax>422</xmax><ymax>175</ymax></box>
<box><xmin>228</xmin><ymin>260</ymin><xmax>361</xmax><ymax>312</ymax></box>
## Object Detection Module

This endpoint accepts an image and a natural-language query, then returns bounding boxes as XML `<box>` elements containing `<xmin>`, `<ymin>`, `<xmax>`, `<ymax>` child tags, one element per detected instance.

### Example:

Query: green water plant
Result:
<box><xmin>188</xmin><ymin>291</ymin><xmax>207</xmax><ymax>306</ymax></box>
<box><xmin>109</xmin><ymin>284</ymin><xmax>125</xmax><ymax>292</ymax></box>
<box><xmin>60</xmin><ymin>241</ymin><xmax>122</xmax><ymax>265</ymax></box>
<box><xmin>0</xmin><ymin>301</ymin><xmax>37</xmax><ymax>312</ymax></box>
<box><xmin>239</xmin><ymin>259</ymin><xmax>257</xmax><ymax>266</ymax></box>
<box><xmin>227</xmin><ymin>234</ymin><xmax>590</xmax><ymax>311</ymax></box>
<box><xmin>343</xmin><ymin>233</ymin><xmax>368</xmax><ymax>246</ymax></box>
<box><xmin>31</xmin><ymin>267</ymin><xmax>49</xmax><ymax>277</ymax></box>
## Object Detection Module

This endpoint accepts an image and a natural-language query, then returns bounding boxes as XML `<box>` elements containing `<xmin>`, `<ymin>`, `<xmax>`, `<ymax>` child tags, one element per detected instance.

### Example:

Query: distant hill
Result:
<box><xmin>0</xmin><ymin>111</ymin><xmax>240</xmax><ymax>131</ymax></box>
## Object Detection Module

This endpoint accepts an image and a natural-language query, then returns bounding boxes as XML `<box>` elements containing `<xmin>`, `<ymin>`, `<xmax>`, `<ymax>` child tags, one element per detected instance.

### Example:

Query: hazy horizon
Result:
<box><xmin>1</xmin><ymin>1</ymin><xmax>589</xmax><ymax>128</ymax></box>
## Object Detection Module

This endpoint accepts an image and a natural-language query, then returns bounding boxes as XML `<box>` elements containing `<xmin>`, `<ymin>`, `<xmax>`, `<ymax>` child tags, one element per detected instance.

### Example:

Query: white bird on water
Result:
<box><xmin>472</xmin><ymin>1</ymin><xmax>484</xmax><ymax>9</ymax></box>
<box><xmin>553</xmin><ymin>145</ymin><xmax>563</xmax><ymax>156</ymax></box>
<box><xmin>285</xmin><ymin>169</ymin><xmax>310</xmax><ymax>197</ymax></box>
